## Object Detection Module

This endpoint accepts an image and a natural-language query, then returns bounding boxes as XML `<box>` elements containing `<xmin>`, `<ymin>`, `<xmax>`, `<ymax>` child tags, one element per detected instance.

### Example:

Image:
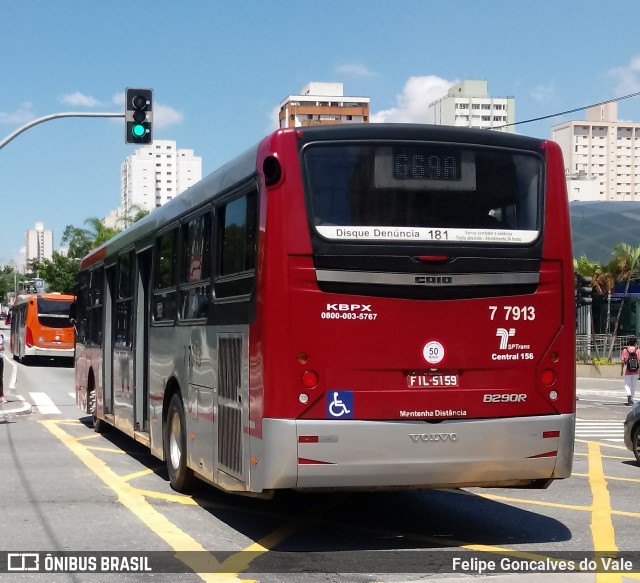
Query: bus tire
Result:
<box><xmin>88</xmin><ymin>385</ymin><xmax>109</xmax><ymax>434</ymax></box>
<box><xmin>164</xmin><ymin>394</ymin><xmax>195</xmax><ymax>492</ymax></box>
<box><xmin>633</xmin><ymin>425</ymin><xmax>640</xmax><ymax>464</ymax></box>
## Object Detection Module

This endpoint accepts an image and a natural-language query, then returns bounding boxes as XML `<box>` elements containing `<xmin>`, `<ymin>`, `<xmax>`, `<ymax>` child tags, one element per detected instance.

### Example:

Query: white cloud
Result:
<box><xmin>112</xmin><ymin>92</ymin><xmax>183</xmax><ymax>129</ymax></box>
<box><xmin>530</xmin><ymin>84</ymin><xmax>556</xmax><ymax>104</ymax></box>
<box><xmin>336</xmin><ymin>63</ymin><xmax>375</xmax><ymax>78</ymax></box>
<box><xmin>268</xmin><ymin>105</ymin><xmax>280</xmax><ymax>132</ymax></box>
<box><xmin>154</xmin><ymin>103</ymin><xmax>183</xmax><ymax>129</ymax></box>
<box><xmin>610</xmin><ymin>55</ymin><xmax>640</xmax><ymax>94</ymax></box>
<box><xmin>371</xmin><ymin>75</ymin><xmax>455</xmax><ymax>123</ymax></box>
<box><xmin>0</xmin><ymin>102</ymin><xmax>36</xmax><ymax>125</ymax></box>
<box><xmin>60</xmin><ymin>91</ymin><xmax>101</xmax><ymax>107</ymax></box>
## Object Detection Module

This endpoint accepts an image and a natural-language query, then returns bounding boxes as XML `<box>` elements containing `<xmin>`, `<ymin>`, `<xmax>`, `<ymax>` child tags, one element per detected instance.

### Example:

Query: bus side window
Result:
<box><xmin>115</xmin><ymin>251</ymin><xmax>135</xmax><ymax>348</ymax></box>
<box><xmin>179</xmin><ymin>211</ymin><xmax>211</xmax><ymax>321</ymax></box>
<box><xmin>215</xmin><ymin>190</ymin><xmax>258</xmax><ymax>299</ymax></box>
<box><xmin>152</xmin><ymin>228</ymin><xmax>178</xmax><ymax>323</ymax></box>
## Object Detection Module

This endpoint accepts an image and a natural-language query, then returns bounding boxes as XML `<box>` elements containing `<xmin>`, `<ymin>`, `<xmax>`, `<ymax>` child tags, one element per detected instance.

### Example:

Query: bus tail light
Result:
<box><xmin>25</xmin><ymin>327</ymin><xmax>34</xmax><ymax>348</ymax></box>
<box><xmin>540</xmin><ymin>369</ymin><xmax>555</xmax><ymax>386</ymax></box>
<box><xmin>301</xmin><ymin>370</ymin><xmax>319</xmax><ymax>389</ymax></box>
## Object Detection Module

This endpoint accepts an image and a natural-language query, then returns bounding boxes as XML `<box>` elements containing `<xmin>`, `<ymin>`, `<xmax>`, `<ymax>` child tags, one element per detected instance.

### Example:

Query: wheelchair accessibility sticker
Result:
<box><xmin>327</xmin><ymin>391</ymin><xmax>354</xmax><ymax>419</ymax></box>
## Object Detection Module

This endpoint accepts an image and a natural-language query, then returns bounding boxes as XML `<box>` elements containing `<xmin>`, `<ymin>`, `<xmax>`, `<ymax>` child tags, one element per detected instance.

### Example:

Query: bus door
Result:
<box><xmin>103</xmin><ymin>265</ymin><xmax>115</xmax><ymax>422</ymax></box>
<box><xmin>112</xmin><ymin>251</ymin><xmax>136</xmax><ymax>436</ymax></box>
<box><xmin>134</xmin><ymin>248</ymin><xmax>152</xmax><ymax>434</ymax></box>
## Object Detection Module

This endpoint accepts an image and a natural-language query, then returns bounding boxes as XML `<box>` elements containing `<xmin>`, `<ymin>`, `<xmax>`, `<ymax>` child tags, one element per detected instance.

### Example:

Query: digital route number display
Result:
<box><xmin>375</xmin><ymin>146</ymin><xmax>476</xmax><ymax>190</ymax></box>
<box><xmin>393</xmin><ymin>147</ymin><xmax>461</xmax><ymax>181</ymax></box>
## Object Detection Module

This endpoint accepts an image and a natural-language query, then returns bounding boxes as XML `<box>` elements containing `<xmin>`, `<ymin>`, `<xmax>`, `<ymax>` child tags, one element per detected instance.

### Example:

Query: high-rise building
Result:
<box><xmin>120</xmin><ymin>139</ymin><xmax>202</xmax><ymax>217</ymax></box>
<box><xmin>428</xmin><ymin>80</ymin><xmax>515</xmax><ymax>132</ymax></box>
<box><xmin>279</xmin><ymin>82</ymin><xmax>370</xmax><ymax>128</ymax></box>
<box><xmin>552</xmin><ymin>103</ymin><xmax>640</xmax><ymax>201</ymax></box>
<box><xmin>25</xmin><ymin>221</ymin><xmax>53</xmax><ymax>270</ymax></box>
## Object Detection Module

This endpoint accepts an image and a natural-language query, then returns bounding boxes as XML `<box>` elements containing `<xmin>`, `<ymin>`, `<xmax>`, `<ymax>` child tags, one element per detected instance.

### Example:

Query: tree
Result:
<box><xmin>574</xmin><ymin>255</ymin><xmax>599</xmax><ymax>334</ymax></box>
<box><xmin>0</xmin><ymin>265</ymin><xmax>15</xmax><ymax>306</ymax></box>
<box><xmin>60</xmin><ymin>225</ymin><xmax>94</xmax><ymax>260</ymax></box>
<box><xmin>84</xmin><ymin>217</ymin><xmax>120</xmax><ymax>248</ymax></box>
<box><xmin>38</xmin><ymin>253</ymin><xmax>79</xmax><ymax>294</ymax></box>
<box><xmin>61</xmin><ymin>217</ymin><xmax>121</xmax><ymax>260</ymax></box>
<box><xmin>607</xmin><ymin>243</ymin><xmax>640</xmax><ymax>360</ymax></box>
<box><xmin>118</xmin><ymin>205</ymin><xmax>150</xmax><ymax>229</ymax></box>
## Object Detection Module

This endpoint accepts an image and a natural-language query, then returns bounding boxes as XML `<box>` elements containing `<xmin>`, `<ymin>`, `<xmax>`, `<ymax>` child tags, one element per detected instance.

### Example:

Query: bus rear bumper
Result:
<box><xmin>30</xmin><ymin>347</ymin><xmax>74</xmax><ymax>359</ymax></box>
<box><xmin>259</xmin><ymin>415</ymin><xmax>575</xmax><ymax>491</ymax></box>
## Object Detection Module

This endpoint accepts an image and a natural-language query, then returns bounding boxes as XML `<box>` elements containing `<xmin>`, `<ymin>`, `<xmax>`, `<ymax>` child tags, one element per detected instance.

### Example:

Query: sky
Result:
<box><xmin>0</xmin><ymin>0</ymin><xmax>638</xmax><ymax>267</ymax></box>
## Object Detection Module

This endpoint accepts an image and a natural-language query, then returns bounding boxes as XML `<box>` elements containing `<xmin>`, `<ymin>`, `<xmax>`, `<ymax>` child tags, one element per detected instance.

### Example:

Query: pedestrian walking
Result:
<box><xmin>0</xmin><ymin>333</ymin><xmax>5</xmax><ymax>403</ymax></box>
<box><xmin>620</xmin><ymin>337</ymin><xmax>639</xmax><ymax>406</ymax></box>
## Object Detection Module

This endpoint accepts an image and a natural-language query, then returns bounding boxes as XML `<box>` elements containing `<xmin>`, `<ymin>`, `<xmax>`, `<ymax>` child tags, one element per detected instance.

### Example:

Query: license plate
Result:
<box><xmin>407</xmin><ymin>374</ymin><xmax>459</xmax><ymax>388</ymax></box>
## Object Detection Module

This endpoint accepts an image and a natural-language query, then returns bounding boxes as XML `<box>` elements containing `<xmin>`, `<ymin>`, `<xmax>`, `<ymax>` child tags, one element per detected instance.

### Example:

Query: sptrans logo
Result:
<box><xmin>496</xmin><ymin>328</ymin><xmax>516</xmax><ymax>349</ymax></box>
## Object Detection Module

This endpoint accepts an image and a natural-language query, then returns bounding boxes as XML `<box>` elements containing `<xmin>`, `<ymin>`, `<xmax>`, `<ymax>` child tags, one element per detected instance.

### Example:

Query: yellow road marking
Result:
<box><xmin>587</xmin><ymin>441</ymin><xmax>620</xmax><ymax>583</ymax></box>
<box><xmin>575</xmin><ymin>451</ymin><xmax>631</xmax><ymax>461</ymax></box>
<box><xmin>135</xmin><ymin>488</ymin><xmax>199</xmax><ymax>505</ymax></box>
<box><xmin>85</xmin><ymin>445</ymin><xmax>127</xmax><ymax>454</ymax></box>
<box><xmin>120</xmin><ymin>468</ymin><xmax>156</xmax><ymax>482</ymax></box>
<box><xmin>42</xmin><ymin>419</ymin><xmax>640</xmax><ymax>580</ymax></box>
<box><xmin>41</xmin><ymin>420</ymin><xmax>250</xmax><ymax>583</ymax></box>
<box><xmin>478</xmin><ymin>492</ymin><xmax>590</xmax><ymax>512</ymax></box>
<box><xmin>573</xmin><ymin>472</ymin><xmax>640</xmax><ymax>484</ymax></box>
<box><xmin>75</xmin><ymin>434</ymin><xmax>102</xmax><ymax>442</ymax></box>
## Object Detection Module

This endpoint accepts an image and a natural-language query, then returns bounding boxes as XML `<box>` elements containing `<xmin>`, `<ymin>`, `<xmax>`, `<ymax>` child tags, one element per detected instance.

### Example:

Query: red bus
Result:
<box><xmin>10</xmin><ymin>292</ymin><xmax>76</xmax><ymax>363</ymax></box>
<box><xmin>73</xmin><ymin>124</ymin><xmax>575</xmax><ymax>495</ymax></box>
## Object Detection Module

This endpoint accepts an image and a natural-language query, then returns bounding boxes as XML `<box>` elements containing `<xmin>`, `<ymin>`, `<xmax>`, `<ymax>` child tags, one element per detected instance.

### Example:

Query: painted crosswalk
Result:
<box><xmin>575</xmin><ymin>419</ymin><xmax>625</xmax><ymax>443</ymax></box>
<box><xmin>30</xmin><ymin>392</ymin><xmax>63</xmax><ymax>415</ymax></box>
<box><xmin>28</xmin><ymin>392</ymin><xmax>76</xmax><ymax>415</ymax></box>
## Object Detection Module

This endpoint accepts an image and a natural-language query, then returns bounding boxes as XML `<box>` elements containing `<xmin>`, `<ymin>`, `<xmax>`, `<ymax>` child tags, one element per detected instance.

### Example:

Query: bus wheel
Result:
<box><xmin>633</xmin><ymin>426</ymin><xmax>640</xmax><ymax>464</ymax></box>
<box><xmin>89</xmin><ymin>386</ymin><xmax>108</xmax><ymax>434</ymax></box>
<box><xmin>164</xmin><ymin>394</ymin><xmax>195</xmax><ymax>492</ymax></box>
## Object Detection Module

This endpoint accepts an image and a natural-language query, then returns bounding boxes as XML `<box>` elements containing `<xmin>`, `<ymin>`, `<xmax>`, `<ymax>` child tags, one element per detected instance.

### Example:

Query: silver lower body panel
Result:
<box><xmin>258</xmin><ymin>415</ymin><xmax>574</xmax><ymax>491</ymax></box>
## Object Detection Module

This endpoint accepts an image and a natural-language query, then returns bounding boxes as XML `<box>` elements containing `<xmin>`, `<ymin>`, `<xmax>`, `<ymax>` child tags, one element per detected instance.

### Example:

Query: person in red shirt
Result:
<box><xmin>620</xmin><ymin>337</ymin><xmax>639</xmax><ymax>406</ymax></box>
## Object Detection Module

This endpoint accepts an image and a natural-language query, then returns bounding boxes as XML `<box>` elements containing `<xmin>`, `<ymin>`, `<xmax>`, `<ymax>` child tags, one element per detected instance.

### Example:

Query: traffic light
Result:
<box><xmin>575</xmin><ymin>273</ymin><xmax>593</xmax><ymax>306</ymax></box>
<box><xmin>125</xmin><ymin>88</ymin><xmax>153</xmax><ymax>144</ymax></box>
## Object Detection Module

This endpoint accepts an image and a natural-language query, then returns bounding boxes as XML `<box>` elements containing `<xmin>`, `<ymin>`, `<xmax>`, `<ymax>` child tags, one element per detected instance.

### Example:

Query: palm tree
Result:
<box><xmin>117</xmin><ymin>204</ymin><xmax>150</xmax><ymax>229</ymax></box>
<box><xmin>607</xmin><ymin>243</ymin><xmax>640</xmax><ymax>360</ymax></box>
<box><xmin>574</xmin><ymin>255</ymin><xmax>600</xmax><ymax>335</ymax></box>
<box><xmin>590</xmin><ymin>260</ymin><xmax>617</xmax><ymax>358</ymax></box>
<box><xmin>84</xmin><ymin>217</ymin><xmax>120</xmax><ymax>248</ymax></box>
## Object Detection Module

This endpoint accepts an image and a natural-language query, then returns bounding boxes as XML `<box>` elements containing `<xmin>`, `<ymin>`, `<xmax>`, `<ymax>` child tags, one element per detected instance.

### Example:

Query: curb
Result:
<box><xmin>0</xmin><ymin>393</ymin><xmax>32</xmax><ymax>417</ymax></box>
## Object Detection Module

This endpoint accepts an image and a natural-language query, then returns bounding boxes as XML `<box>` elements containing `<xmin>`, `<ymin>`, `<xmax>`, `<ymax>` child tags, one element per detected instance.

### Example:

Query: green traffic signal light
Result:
<box><xmin>132</xmin><ymin>124</ymin><xmax>146</xmax><ymax>138</ymax></box>
<box><xmin>125</xmin><ymin>88</ymin><xmax>153</xmax><ymax>144</ymax></box>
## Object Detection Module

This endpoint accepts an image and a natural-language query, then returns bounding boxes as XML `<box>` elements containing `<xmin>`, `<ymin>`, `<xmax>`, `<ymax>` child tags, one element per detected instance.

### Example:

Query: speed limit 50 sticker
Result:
<box><xmin>422</xmin><ymin>340</ymin><xmax>445</xmax><ymax>365</ymax></box>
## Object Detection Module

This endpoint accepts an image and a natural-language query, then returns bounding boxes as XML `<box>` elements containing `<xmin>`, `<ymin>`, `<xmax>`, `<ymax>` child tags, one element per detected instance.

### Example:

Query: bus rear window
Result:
<box><xmin>37</xmin><ymin>298</ymin><xmax>74</xmax><ymax>329</ymax></box>
<box><xmin>303</xmin><ymin>143</ymin><xmax>541</xmax><ymax>244</ymax></box>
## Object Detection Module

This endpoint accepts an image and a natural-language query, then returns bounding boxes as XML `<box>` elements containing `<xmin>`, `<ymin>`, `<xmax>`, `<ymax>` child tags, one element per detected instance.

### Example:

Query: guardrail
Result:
<box><xmin>576</xmin><ymin>334</ymin><xmax>634</xmax><ymax>364</ymax></box>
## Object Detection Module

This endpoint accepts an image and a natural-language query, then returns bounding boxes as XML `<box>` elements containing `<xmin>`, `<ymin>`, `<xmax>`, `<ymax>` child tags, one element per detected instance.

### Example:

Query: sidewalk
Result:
<box><xmin>0</xmin><ymin>392</ymin><xmax>31</xmax><ymax>417</ymax></box>
<box><xmin>0</xmin><ymin>340</ymin><xmax>31</xmax><ymax>417</ymax></box>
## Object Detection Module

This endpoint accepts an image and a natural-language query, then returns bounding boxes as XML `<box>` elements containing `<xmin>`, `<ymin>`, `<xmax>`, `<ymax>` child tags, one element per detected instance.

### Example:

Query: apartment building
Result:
<box><xmin>120</xmin><ymin>139</ymin><xmax>202</xmax><ymax>217</ymax></box>
<box><xmin>279</xmin><ymin>82</ymin><xmax>370</xmax><ymax>128</ymax></box>
<box><xmin>25</xmin><ymin>221</ymin><xmax>53</xmax><ymax>270</ymax></box>
<box><xmin>552</xmin><ymin>103</ymin><xmax>640</xmax><ymax>201</ymax></box>
<box><xmin>427</xmin><ymin>80</ymin><xmax>515</xmax><ymax>132</ymax></box>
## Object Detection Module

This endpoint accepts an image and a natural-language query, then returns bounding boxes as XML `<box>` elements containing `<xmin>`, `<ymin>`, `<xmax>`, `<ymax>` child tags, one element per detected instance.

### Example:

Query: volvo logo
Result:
<box><xmin>414</xmin><ymin>276</ymin><xmax>453</xmax><ymax>285</ymax></box>
<box><xmin>409</xmin><ymin>432</ymin><xmax>458</xmax><ymax>442</ymax></box>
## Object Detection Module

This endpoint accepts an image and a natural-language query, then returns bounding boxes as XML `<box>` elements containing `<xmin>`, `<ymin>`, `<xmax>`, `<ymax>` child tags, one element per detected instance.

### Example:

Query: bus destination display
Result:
<box><xmin>375</xmin><ymin>146</ymin><xmax>476</xmax><ymax>190</ymax></box>
<box><xmin>393</xmin><ymin>147</ymin><xmax>461</xmax><ymax>182</ymax></box>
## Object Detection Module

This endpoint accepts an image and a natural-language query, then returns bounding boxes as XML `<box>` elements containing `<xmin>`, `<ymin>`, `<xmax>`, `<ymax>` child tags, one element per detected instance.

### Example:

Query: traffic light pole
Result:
<box><xmin>0</xmin><ymin>112</ymin><xmax>124</xmax><ymax>151</ymax></box>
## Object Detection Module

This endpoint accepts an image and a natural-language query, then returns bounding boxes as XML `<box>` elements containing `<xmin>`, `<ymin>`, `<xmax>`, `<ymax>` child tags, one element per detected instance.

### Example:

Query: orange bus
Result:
<box><xmin>9</xmin><ymin>293</ymin><xmax>75</xmax><ymax>363</ymax></box>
